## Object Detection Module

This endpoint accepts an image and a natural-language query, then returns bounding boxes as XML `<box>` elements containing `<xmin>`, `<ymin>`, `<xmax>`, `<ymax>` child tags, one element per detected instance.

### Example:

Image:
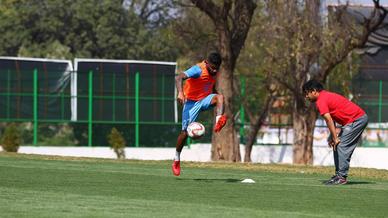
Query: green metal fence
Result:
<box><xmin>0</xmin><ymin>68</ymin><xmax>387</xmax><ymax>147</ymax></box>
<box><xmin>0</xmin><ymin>67</ymin><xmax>180</xmax><ymax>147</ymax></box>
<box><xmin>352</xmin><ymin>78</ymin><xmax>388</xmax><ymax>147</ymax></box>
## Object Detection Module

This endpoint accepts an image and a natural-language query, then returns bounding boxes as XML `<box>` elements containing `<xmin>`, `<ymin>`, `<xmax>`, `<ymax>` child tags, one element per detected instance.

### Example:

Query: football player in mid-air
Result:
<box><xmin>172</xmin><ymin>52</ymin><xmax>227</xmax><ymax>176</ymax></box>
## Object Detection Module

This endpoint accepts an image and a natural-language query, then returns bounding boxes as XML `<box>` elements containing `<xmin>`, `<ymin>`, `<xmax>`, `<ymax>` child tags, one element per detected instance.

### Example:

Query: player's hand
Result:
<box><xmin>329</xmin><ymin>137</ymin><xmax>340</xmax><ymax>151</ymax></box>
<box><xmin>327</xmin><ymin>135</ymin><xmax>333</xmax><ymax>146</ymax></box>
<box><xmin>177</xmin><ymin>92</ymin><xmax>186</xmax><ymax>105</ymax></box>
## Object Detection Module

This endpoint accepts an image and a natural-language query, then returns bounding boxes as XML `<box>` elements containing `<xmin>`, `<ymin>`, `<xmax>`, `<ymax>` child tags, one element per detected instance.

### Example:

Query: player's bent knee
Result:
<box><xmin>211</xmin><ymin>94</ymin><xmax>224</xmax><ymax>105</ymax></box>
<box><xmin>216</xmin><ymin>94</ymin><xmax>224</xmax><ymax>103</ymax></box>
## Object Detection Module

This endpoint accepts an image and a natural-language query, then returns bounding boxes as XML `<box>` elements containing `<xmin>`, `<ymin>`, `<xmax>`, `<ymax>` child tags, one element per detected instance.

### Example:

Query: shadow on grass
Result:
<box><xmin>319</xmin><ymin>180</ymin><xmax>374</xmax><ymax>185</ymax></box>
<box><xmin>177</xmin><ymin>178</ymin><xmax>241</xmax><ymax>183</ymax></box>
<box><xmin>346</xmin><ymin>181</ymin><xmax>375</xmax><ymax>185</ymax></box>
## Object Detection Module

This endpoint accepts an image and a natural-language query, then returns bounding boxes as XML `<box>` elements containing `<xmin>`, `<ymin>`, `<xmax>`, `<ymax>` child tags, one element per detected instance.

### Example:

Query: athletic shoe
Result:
<box><xmin>214</xmin><ymin>115</ymin><xmax>228</xmax><ymax>132</ymax></box>
<box><xmin>323</xmin><ymin>175</ymin><xmax>338</xmax><ymax>185</ymax></box>
<box><xmin>172</xmin><ymin>160</ymin><xmax>180</xmax><ymax>176</ymax></box>
<box><xmin>325</xmin><ymin>175</ymin><xmax>347</xmax><ymax>185</ymax></box>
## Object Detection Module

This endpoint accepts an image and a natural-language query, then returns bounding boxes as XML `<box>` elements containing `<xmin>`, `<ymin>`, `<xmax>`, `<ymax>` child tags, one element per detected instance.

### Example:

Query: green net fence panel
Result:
<box><xmin>0</xmin><ymin>58</ymin><xmax>182</xmax><ymax>147</ymax></box>
<box><xmin>0</xmin><ymin>57</ymin><xmax>387</xmax><ymax>147</ymax></box>
<box><xmin>0</xmin><ymin>58</ymin><xmax>72</xmax><ymax>121</ymax></box>
<box><xmin>75</xmin><ymin>60</ymin><xmax>177</xmax><ymax>123</ymax></box>
<box><xmin>352</xmin><ymin>65</ymin><xmax>388</xmax><ymax>147</ymax></box>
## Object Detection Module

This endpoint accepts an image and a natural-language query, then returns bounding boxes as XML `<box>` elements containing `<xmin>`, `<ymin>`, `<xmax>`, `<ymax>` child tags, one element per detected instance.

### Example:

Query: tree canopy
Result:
<box><xmin>0</xmin><ymin>0</ymin><xmax>179</xmax><ymax>60</ymax></box>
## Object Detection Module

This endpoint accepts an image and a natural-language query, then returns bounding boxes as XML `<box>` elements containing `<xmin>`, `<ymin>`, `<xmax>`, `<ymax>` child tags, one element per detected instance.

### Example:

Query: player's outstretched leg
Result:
<box><xmin>172</xmin><ymin>160</ymin><xmax>180</xmax><ymax>176</ymax></box>
<box><xmin>212</xmin><ymin>94</ymin><xmax>228</xmax><ymax>132</ymax></box>
<box><xmin>172</xmin><ymin>131</ymin><xmax>187</xmax><ymax>176</ymax></box>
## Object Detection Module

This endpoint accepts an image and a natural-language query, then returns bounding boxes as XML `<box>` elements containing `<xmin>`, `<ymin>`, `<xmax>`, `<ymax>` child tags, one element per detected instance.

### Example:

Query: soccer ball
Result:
<box><xmin>187</xmin><ymin>122</ymin><xmax>205</xmax><ymax>138</ymax></box>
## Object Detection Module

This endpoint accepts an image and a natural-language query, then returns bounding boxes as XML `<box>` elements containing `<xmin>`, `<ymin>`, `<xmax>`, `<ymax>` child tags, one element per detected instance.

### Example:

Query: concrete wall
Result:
<box><xmin>1</xmin><ymin>144</ymin><xmax>387</xmax><ymax>170</ymax></box>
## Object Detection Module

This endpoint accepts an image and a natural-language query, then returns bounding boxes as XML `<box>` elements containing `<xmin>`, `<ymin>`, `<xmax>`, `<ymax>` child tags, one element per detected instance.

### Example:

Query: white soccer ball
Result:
<box><xmin>187</xmin><ymin>122</ymin><xmax>205</xmax><ymax>138</ymax></box>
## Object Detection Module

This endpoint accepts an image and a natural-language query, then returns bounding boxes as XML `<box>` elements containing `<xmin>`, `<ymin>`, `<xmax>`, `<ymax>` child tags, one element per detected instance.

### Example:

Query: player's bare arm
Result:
<box><xmin>322</xmin><ymin>113</ymin><xmax>340</xmax><ymax>151</ymax></box>
<box><xmin>175</xmin><ymin>72</ymin><xmax>188</xmax><ymax>105</ymax></box>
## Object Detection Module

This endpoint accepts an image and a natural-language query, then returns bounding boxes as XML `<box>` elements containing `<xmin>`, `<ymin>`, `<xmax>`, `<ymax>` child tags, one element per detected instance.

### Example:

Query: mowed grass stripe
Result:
<box><xmin>0</xmin><ymin>153</ymin><xmax>387</xmax><ymax>217</ymax></box>
<box><xmin>0</xmin><ymin>187</ymin><xmax>340</xmax><ymax>218</ymax></box>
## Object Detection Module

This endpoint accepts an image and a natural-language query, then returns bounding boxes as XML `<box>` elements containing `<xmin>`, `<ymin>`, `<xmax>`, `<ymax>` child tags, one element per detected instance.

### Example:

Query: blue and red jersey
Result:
<box><xmin>183</xmin><ymin>61</ymin><xmax>216</xmax><ymax>101</ymax></box>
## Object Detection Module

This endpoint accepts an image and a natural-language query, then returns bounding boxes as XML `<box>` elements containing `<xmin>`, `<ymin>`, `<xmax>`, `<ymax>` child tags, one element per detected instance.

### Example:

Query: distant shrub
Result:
<box><xmin>107</xmin><ymin>127</ymin><xmax>126</xmax><ymax>159</ymax></box>
<box><xmin>1</xmin><ymin>123</ymin><xmax>21</xmax><ymax>152</ymax></box>
<box><xmin>38</xmin><ymin>124</ymin><xmax>78</xmax><ymax>146</ymax></box>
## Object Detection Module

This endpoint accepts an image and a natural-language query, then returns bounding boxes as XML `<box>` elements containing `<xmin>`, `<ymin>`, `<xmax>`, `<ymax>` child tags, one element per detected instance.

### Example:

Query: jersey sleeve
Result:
<box><xmin>184</xmin><ymin>65</ymin><xmax>202</xmax><ymax>78</ymax></box>
<box><xmin>316</xmin><ymin>99</ymin><xmax>329</xmax><ymax>116</ymax></box>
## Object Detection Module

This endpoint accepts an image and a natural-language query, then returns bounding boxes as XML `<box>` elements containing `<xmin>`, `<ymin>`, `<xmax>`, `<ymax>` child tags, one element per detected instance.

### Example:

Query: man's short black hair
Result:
<box><xmin>207</xmin><ymin>52</ymin><xmax>222</xmax><ymax>68</ymax></box>
<box><xmin>302</xmin><ymin>79</ymin><xmax>324</xmax><ymax>93</ymax></box>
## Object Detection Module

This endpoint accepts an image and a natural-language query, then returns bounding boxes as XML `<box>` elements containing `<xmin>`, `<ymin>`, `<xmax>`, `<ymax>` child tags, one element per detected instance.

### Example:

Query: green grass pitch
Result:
<box><xmin>0</xmin><ymin>152</ymin><xmax>388</xmax><ymax>218</ymax></box>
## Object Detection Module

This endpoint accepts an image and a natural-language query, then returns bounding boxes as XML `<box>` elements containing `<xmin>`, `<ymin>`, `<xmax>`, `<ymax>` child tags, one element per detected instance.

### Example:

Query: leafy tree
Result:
<box><xmin>0</xmin><ymin>0</ymin><xmax>171</xmax><ymax>60</ymax></box>
<box><xmin>123</xmin><ymin>0</ymin><xmax>179</xmax><ymax>29</ymax></box>
<box><xmin>259</xmin><ymin>0</ymin><xmax>387</xmax><ymax>164</ymax></box>
<box><xmin>232</xmin><ymin>6</ymin><xmax>279</xmax><ymax>162</ymax></box>
<box><xmin>0</xmin><ymin>0</ymin><xmax>28</xmax><ymax>55</ymax></box>
<box><xmin>188</xmin><ymin>0</ymin><xmax>257</xmax><ymax>161</ymax></box>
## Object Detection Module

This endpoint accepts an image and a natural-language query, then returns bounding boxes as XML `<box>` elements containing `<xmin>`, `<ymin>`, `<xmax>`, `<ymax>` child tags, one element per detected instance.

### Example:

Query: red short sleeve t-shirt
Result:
<box><xmin>316</xmin><ymin>90</ymin><xmax>365</xmax><ymax>126</ymax></box>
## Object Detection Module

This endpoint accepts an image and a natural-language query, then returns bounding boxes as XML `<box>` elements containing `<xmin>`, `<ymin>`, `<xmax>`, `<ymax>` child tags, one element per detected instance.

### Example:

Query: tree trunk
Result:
<box><xmin>211</xmin><ymin>62</ymin><xmax>240</xmax><ymax>161</ymax></box>
<box><xmin>291</xmin><ymin>0</ymin><xmax>320</xmax><ymax>164</ymax></box>
<box><xmin>292</xmin><ymin>102</ymin><xmax>317</xmax><ymax>164</ymax></box>
<box><xmin>244</xmin><ymin>95</ymin><xmax>275</xmax><ymax>162</ymax></box>
<box><xmin>190</xmin><ymin>0</ymin><xmax>256</xmax><ymax>162</ymax></box>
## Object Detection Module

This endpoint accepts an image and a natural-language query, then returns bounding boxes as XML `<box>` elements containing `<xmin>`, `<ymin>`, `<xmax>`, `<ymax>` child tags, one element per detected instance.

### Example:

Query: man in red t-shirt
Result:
<box><xmin>303</xmin><ymin>80</ymin><xmax>368</xmax><ymax>185</ymax></box>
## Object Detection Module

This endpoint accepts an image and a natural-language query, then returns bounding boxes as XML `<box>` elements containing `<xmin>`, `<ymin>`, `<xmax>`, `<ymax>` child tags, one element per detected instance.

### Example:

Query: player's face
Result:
<box><xmin>205</xmin><ymin>61</ymin><xmax>219</xmax><ymax>75</ymax></box>
<box><xmin>305</xmin><ymin>90</ymin><xmax>319</xmax><ymax>102</ymax></box>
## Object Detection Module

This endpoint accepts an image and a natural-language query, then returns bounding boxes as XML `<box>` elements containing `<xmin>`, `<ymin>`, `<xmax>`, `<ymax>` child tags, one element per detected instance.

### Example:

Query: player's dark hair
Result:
<box><xmin>207</xmin><ymin>52</ymin><xmax>222</xmax><ymax>68</ymax></box>
<box><xmin>302</xmin><ymin>80</ymin><xmax>324</xmax><ymax>93</ymax></box>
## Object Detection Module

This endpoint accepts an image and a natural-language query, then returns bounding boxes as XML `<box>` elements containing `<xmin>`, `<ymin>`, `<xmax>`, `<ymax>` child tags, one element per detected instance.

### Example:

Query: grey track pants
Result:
<box><xmin>334</xmin><ymin>114</ymin><xmax>368</xmax><ymax>178</ymax></box>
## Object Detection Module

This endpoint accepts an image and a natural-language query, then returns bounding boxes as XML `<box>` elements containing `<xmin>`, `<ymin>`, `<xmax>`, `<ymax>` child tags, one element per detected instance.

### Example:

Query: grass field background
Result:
<box><xmin>1</xmin><ymin>152</ymin><xmax>388</xmax><ymax>218</ymax></box>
